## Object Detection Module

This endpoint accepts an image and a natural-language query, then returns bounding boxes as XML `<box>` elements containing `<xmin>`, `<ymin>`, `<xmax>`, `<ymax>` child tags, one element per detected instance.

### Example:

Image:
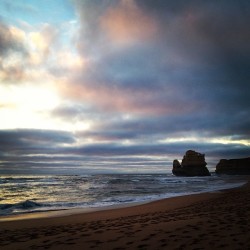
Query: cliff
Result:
<box><xmin>172</xmin><ymin>150</ymin><xmax>211</xmax><ymax>177</ymax></box>
<box><xmin>216</xmin><ymin>157</ymin><xmax>250</xmax><ymax>175</ymax></box>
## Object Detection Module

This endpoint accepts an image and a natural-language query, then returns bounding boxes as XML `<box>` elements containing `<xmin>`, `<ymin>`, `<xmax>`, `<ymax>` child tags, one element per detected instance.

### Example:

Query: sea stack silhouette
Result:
<box><xmin>172</xmin><ymin>150</ymin><xmax>211</xmax><ymax>176</ymax></box>
<box><xmin>216</xmin><ymin>157</ymin><xmax>250</xmax><ymax>175</ymax></box>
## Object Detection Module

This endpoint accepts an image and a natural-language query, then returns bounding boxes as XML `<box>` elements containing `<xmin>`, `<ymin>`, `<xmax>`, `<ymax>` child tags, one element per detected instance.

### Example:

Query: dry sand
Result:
<box><xmin>1</xmin><ymin>182</ymin><xmax>250</xmax><ymax>249</ymax></box>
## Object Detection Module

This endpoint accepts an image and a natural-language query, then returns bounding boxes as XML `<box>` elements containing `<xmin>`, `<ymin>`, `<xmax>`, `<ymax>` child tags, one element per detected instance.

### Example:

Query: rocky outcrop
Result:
<box><xmin>216</xmin><ymin>157</ymin><xmax>250</xmax><ymax>175</ymax></box>
<box><xmin>172</xmin><ymin>150</ymin><xmax>211</xmax><ymax>176</ymax></box>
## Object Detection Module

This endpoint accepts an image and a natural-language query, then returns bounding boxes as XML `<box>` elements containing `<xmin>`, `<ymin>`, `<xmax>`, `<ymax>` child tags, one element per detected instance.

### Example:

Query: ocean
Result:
<box><xmin>0</xmin><ymin>174</ymin><xmax>246</xmax><ymax>217</ymax></box>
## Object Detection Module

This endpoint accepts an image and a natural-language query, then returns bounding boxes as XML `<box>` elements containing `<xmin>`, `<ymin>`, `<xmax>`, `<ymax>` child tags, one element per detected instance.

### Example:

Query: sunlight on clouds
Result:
<box><xmin>0</xmin><ymin>26</ymin><xmax>26</xmax><ymax>80</ymax></box>
<box><xmin>56</xmin><ymin>51</ymin><xmax>86</xmax><ymax>70</ymax></box>
<box><xmin>9</xmin><ymin>25</ymin><xmax>26</xmax><ymax>42</ymax></box>
<box><xmin>159</xmin><ymin>137</ymin><xmax>200</xmax><ymax>143</ymax></box>
<box><xmin>29</xmin><ymin>24</ymin><xmax>56</xmax><ymax>56</ymax></box>
<box><xmin>0</xmin><ymin>19</ymin><xmax>90</xmax><ymax>129</ymax></box>
<box><xmin>0</xmin><ymin>84</ymin><xmax>60</xmax><ymax>129</ymax></box>
<box><xmin>101</xmin><ymin>0</ymin><xmax>158</xmax><ymax>46</ymax></box>
<box><xmin>210</xmin><ymin>137</ymin><xmax>250</xmax><ymax>147</ymax></box>
<box><xmin>121</xmin><ymin>139</ymin><xmax>134</xmax><ymax>146</ymax></box>
<box><xmin>26</xmin><ymin>21</ymin><xmax>85</xmax><ymax>72</ymax></box>
<box><xmin>61</xmin><ymin>120</ymin><xmax>92</xmax><ymax>133</ymax></box>
<box><xmin>29</xmin><ymin>51</ymin><xmax>43</xmax><ymax>65</ymax></box>
<box><xmin>28</xmin><ymin>34</ymin><xmax>49</xmax><ymax>66</ymax></box>
<box><xmin>0</xmin><ymin>85</ymin><xmax>59</xmax><ymax>111</ymax></box>
<box><xmin>2</xmin><ymin>53</ymin><xmax>24</xmax><ymax>69</ymax></box>
<box><xmin>0</xmin><ymin>84</ymin><xmax>94</xmax><ymax>132</ymax></box>
<box><xmin>160</xmin><ymin>136</ymin><xmax>250</xmax><ymax>147</ymax></box>
<box><xmin>74</xmin><ymin>121</ymin><xmax>91</xmax><ymax>131</ymax></box>
<box><xmin>29</xmin><ymin>32</ymin><xmax>48</xmax><ymax>52</ymax></box>
<box><xmin>0</xmin><ymin>107</ymin><xmax>49</xmax><ymax>130</ymax></box>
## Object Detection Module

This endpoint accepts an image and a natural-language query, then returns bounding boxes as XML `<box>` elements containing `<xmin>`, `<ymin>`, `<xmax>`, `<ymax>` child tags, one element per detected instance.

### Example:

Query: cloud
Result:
<box><xmin>63</xmin><ymin>142</ymin><xmax>249</xmax><ymax>161</ymax></box>
<box><xmin>0</xmin><ymin>129</ymin><xmax>75</xmax><ymax>154</ymax></box>
<box><xmin>51</xmin><ymin>0</ymin><xmax>250</xmax><ymax>157</ymax></box>
<box><xmin>29</xmin><ymin>23</ymin><xmax>58</xmax><ymax>62</ymax></box>
<box><xmin>0</xmin><ymin>21</ymin><xmax>29</xmax><ymax>81</ymax></box>
<box><xmin>0</xmin><ymin>21</ymin><xmax>45</xmax><ymax>82</ymax></box>
<box><xmin>1</xmin><ymin>129</ymin><xmax>247</xmax><ymax>159</ymax></box>
<box><xmin>76</xmin><ymin>110</ymin><xmax>250</xmax><ymax>146</ymax></box>
<box><xmin>0</xmin><ymin>128</ymin><xmax>249</xmax><ymax>174</ymax></box>
<box><xmin>69</xmin><ymin>0</ymin><xmax>250</xmax><ymax>116</ymax></box>
<box><xmin>0</xmin><ymin>17</ymin><xmax>80</xmax><ymax>85</ymax></box>
<box><xmin>59</xmin><ymin>79</ymin><xmax>183</xmax><ymax>115</ymax></box>
<box><xmin>0</xmin><ymin>23</ymin><xmax>26</xmax><ymax>55</ymax></box>
<box><xmin>100</xmin><ymin>0</ymin><xmax>158</xmax><ymax>46</ymax></box>
<box><xmin>0</xmin><ymin>1</ymin><xmax>249</xmax><ymax>173</ymax></box>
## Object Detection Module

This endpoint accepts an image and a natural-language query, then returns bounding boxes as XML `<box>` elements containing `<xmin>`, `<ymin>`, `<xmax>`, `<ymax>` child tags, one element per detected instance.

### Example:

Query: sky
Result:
<box><xmin>0</xmin><ymin>0</ymin><xmax>249</xmax><ymax>174</ymax></box>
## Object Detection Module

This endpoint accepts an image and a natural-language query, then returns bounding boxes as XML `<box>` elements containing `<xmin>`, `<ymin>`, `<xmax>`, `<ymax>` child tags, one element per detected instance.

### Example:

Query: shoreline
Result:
<box><xmin>1</xmin><ymin>181</ymin><xmax>250</xmax><ymax>249</ymax></box>
<box><xmin>0</xmin><ymin>177</ymin><xmax>247</xmax><ymax>223</ymax></box>
<box><xmin>0</xmin><ymin>187</ymin><xmax>243</xmax><ymax>223</ymax></box>
<box><xmin>0</xmin><ymin>191</ymin><xmax>223</xmax><ymax>231</ymax></box>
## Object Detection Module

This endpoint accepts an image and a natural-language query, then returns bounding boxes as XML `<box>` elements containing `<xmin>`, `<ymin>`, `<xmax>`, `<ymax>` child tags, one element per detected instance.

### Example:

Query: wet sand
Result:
<box><xmin>1</xmin><ymin>182</ymin><xmax>250</xmax><ymax>249</ymax></box>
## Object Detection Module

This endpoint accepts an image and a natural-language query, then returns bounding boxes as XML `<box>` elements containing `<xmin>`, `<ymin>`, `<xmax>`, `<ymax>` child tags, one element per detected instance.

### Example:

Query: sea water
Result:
<box><xmin>0</xmin><ymin>174</ymin><xmax>246</xmax><ymax>216</ymax></box>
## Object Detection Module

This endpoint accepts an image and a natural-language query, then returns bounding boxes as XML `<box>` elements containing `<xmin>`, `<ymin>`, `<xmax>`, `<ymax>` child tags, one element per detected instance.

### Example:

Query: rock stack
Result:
<box><xmin>172</xmin><ymin>150</ymin><xmax>211</xmax><ymax>176</ymax></box>
<box><xmin>216</xmin><ymin>157</ymin><xmax>250</xmax><ymax>175</ymax></box>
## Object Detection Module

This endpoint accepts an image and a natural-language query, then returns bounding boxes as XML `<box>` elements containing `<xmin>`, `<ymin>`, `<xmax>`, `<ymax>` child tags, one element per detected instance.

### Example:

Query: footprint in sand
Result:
<box><xmin>137</xmin><ymin>244</ymin><xmax>149</xmax><ymax>249</ymax></box>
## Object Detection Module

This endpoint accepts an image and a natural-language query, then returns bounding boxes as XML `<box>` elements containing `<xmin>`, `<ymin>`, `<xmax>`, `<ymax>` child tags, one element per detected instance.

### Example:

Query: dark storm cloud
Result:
<box><xmin>79</xmin><ymin>111</ymin><xmax>250</xmax><ymax>144</ymax></box>
<box><xmin>59</xmin><ymin>140</ymin><xmax>249</xmax><ymax>163</ymax></box>
<box><xmin>0</xmin><ymin>129</ymin><xmax>247</xmax><ymax>159</ymax></box>
<box><xmin>70</xmin><ymin>0</ymin><xmax>250</xmax><ymax>117</ymax></box>
<box><xmin>0</xmin><ymin>128</ymin><xmax>249</xmax><ymax>174</ymax></box>
<box><xmin>0</xmin><ymin>129</ymin><xmax>75</xmax><ymax>154</ymax></box>
<box><xmin>67</xmin><ymin>0</ymin><xmax>250</xmax><ymax>146</ymax></box>
<box><xmin>137</xmin><ymin>0</ymin><xmax>250</xmax><ymax>94</ymax></box>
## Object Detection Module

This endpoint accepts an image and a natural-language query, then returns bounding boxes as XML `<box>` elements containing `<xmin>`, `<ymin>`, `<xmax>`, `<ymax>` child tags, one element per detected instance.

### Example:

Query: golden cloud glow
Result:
<box><xmin>210</xmin><ymin>137</ymin><xmax>250</xmax><ymax>146</ymax></box>
<box><xmin>159</xmin><ymin>137</ymin><xmax>200</xmax><ymax>143</ymax></box>
<box><xmin>0</xmin><ymin>83</ymin><xmax>94</xmax><ymax>132</ymax></box>
<box><xmin>56</xmin><ymin>51</ymin><xmax>86</xmax><ymax>70</ymax></box>
<box><xmin>9</xmin><ymin>26</ymin><xmax>26</xmax><ymax>42</ymax></box>
<box><xmin>0</xmin><ymin>84</ymin><xmax>60</xmax><ymax>129</ymax></box>
<box><xmin>0</xmin><ymin>84</ymin><xmax>59</xmax><ymax>110</ymax></box>
<box><xmin>160</xmin><ymin>136</ymin><xmax>250</xmax><ymax>146</ymax></box>
<box><xmin>28</xmin><ymin>24</ymin><xmax>57</xmax><ymax>63</ymax></box>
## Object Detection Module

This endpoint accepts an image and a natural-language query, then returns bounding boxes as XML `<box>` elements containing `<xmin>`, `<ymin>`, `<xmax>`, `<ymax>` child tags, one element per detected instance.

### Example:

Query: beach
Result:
<box><xmin>1</xmin><ymin>182</ymin><xmax>250</xmax><ymax>250</ymax></box>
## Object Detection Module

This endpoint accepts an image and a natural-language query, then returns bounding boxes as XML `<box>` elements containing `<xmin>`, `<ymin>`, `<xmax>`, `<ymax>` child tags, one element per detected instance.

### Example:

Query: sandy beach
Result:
<box><xmin>1</xmin><ymin>182</ymin><xmax>250</xmax><ymax>250</ymax></box>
